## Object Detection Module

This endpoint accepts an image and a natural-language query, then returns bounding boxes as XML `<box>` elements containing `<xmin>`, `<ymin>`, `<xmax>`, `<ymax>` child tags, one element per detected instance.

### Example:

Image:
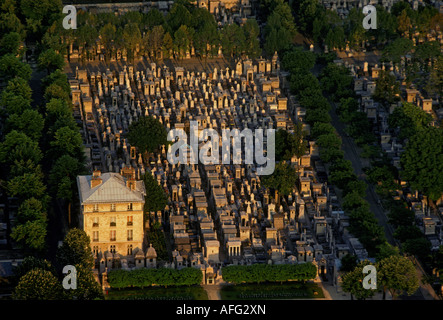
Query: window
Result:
<box><xmin>127</xmin><ymin>245</ymin><xmax>133</xmax><ymax>255</ymax></box>
<box><xmin>110</xmin><ymin>245</ymin><xmax>116</xmax><ymax>254</ymax></box>
<box><xmin>93</xmin><ymin>204</ymin><xmax>99</xmax><ymax>212</ymax></box>
<box><xmin>127</xmin><ymin>203</ymin><xmax>133</xmax><ymax>211</ymax></box>
<box><xmin>93</xmin><ymin>246</ymin><xmax>99</xmax><ymax>255</ymax></box>
<box><xmin>127</xmin><ymin>216</ymin><xmax>133</xmax><ymax>226</ymax></box>
<box><xmin>110</xmin><ymin>216</ymin><xmax>116</xmax><ymax>227</ymax></box>
<box><xmin>127</xmin><ymin>229</ymin><xmax>133</xmax><ymax>241</ymax></box>
<box><xmin>93</xmin><ymin>217</ymin><xmax>99</xmax><ymax>227</ymax></box>
<box><xmin>110</xmin><ymin>230</ymin><xmax>116</xmax><ymax>241</ymax></box>
<box><xmin>93</xmin><ymin>231</ymin><xmax>99</xmax><ymax>242</ymax></box>
<box><xmin>110</xmin><ymin>203</ymin><xmax>116</xmax><ymax>212</ymax></box>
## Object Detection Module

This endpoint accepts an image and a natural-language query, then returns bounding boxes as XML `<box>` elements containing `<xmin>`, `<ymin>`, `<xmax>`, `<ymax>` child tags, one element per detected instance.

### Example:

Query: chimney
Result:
<box><xmin>91</xmin><ymin>170</ymin><xmax>102</xmax><ymax>188</ymax></box>
<box><xmin>126</xmin><ymin>179</ymin><xmax>136</xmax><ymax>191</ymax></box>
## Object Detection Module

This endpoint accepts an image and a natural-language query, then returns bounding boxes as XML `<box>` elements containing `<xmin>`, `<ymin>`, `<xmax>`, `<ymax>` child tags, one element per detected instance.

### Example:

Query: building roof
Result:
<box><xmin>77</xmin><ymin>172</ymin><xmax>145</xmax><ymax>204</ymax></box>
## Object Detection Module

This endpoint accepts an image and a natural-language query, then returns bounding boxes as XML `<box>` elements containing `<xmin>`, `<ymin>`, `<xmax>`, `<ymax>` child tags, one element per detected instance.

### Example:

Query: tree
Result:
<box><xmin>49</xmin><ymin>126</ymin><xmax>84</xmax><ymax>160</ymax></box>
<box><xmin>127</xmin><ymin>116</ymin><xmax>168</xmax><ymax>155</ymax></box>
<box><xmin>281</xmin><ymin>46</ymin><xmax>316</xmax><ymax>74</ymax></box>
<box><xmin>0</xmin><ymin>76</ymin><xmax>32</xmax><ymax>104</ymax></box>
<box><xmin>56</xmin><ymin>228</ymin><xmax>94</xmax><ymax>270</ymax></box>
<box><xmin>243</xmin><ymin>19</ymin><xmax>261</xmax><ymax>59</ymax></box>
<box><xmin>261</xmin><ymin>162</ymin><xmax>298</xmax><ymax>202</ymax></box>
<box><xmin>387</xmin><ymin>202</ymin><xmax>415</xmax><ymax>228</ymax></box>
<box><xmin>122</xmin><ymin>22</ymin><xmax>142</xmax><ymax>62</ymax></box>
<box><xmin>373</xmin><ymin>70</ymin><xmax>400</xmax><ymax>106</ymax></box>
<box><xmin>146</xmin><ymin>8</ymin><xmax>165</xmax><ymax>29</ymax></box>
<box><xmin>381</xmin><ymin>37</ymin><xmax>413</xmax><ymax>66</ymax></box>
<box><xmin>37</xmin><ymin>48</ymin><xmax>64</xmax><ymax>74</ymax></box>
<box><xmin>173</xmin><ymin>24</ymin><xmax>194</xmax><ymax>59</ymax></box>
<box><xmin>166</xmin><ymin>3</ymin><xmax>192</xmax><ymax>33</ymax></box>
<box><xmin>0</xmin><ymin>31</ymin><xmax>23</xmax><ymax>56</ymax></box>
<box><xmin>402</xmin><ymin>238</ymin><xmax>432</xmax><ymax>261</ymax></box>
<box><xmin>340</xmin><ymin>254</ymin><xmax>358</xmax><ymax>272</ymax></box>
<box><xmin>10</xmin><ymin>220</ymin><xmax>47</xmax><ymax>252</ymax></box>
<box><xmin>6</xmin><ymin>172</ymin><xmax>47</xmax><ymax>201</ymax></box>
<box><xmin>425</xmin><ymin>55</ymin><xmax>443</xmax><ymax>101</ymax></box>
<box><xmin>5</xmin><ymin>109</ymin><xmax>44</xmax><ymax>141</ymax></box>
<box><xmin>264</xmin><ymin>11</ymin><xmax>293</xmax><ymax>55</ymax></box>
<box><xmin>220</xmin><ymin>23</ymin><xmax>245</xmax><ymax>58</ymax></box>
<box><xmin>0</xmin><ymin>53</ymin><xmax>31</xmax><ymax>81</ymax></box>
<box><xmin>393</xmin><ymin>225</ymin><xmax>423</xmax><ymax>243</ymax></box>
<box><xmin>310</xmin><ymin>122</ymin><xmax>335</xmax><ymax>140</ymax></box>
<box><xmin>13</xmin><ymin>269</ymin><xmax>63</xmax><ymax>300</ymax></box>
<box><xmin>64</xmin><ymin>264</ymin><xmax>103</xmax><ymax>300</ymax></box>
<box><xmin>99</xmin><ymin>23</ymin><xmax>116</xmax><ymax>61</ymax></box>
<box><xmin>275</xmin><ymin>124</ymin><xmax>307</xmax><ymax>161</ymax></box>
<box><xmin>0</xmin><ymin>130</ymin><xmax>42</xmax><ymax>167</ymax></box>
<box><xmin>377</xmin><ymin>255</ymin><xmax>419</xmax><ymax>299</ymax></box>
<box><xmin>11</xmin><ymin>256</ymin><xmax>55</xmax><ymax>286</ymax></box>
<box><xmin>16</xmin><ymin>198</ymin><xmax>47</xmax><ymax>224</ymax></box>
<box><xmin>401</xmin><ymin>126</ymin><xmax>443</xmax><ymax>204</ymax></box>
<box><xmin>144</xmin><ymin>25</ymin><xmax>165</xmax><ymax>60</ymax></box>
<box><xmin>44</xmin><ymin>83</ymin><xmax>71</xmax><ymax>105</ymax></box>
<box><xmin>143</xmin><ymin>171</ymin><xmax>168</xmax><ymax>216</ymax></box>
<box><xmin>341</xmin><ymin>260</ymin><xmax>377</xmax><ymax>300</ymax></box>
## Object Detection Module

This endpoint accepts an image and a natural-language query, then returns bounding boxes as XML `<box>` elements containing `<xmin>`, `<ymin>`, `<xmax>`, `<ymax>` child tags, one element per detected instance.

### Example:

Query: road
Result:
<box><xmin>328</xmin><ymin>103</ymin><xmax>397</xmax><ymax>245</ymax></box>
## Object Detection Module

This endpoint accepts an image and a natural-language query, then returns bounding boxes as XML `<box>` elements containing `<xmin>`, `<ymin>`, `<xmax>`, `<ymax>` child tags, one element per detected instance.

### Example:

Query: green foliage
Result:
<box><xmin>341</xmin><ymin>260</ymin><xmax>376</xmax><ymax>300</ymax></box>
<box><xmin>37</xmin><ymin>48</ymin><xmax>64</xmax><ymax>73</ymax></box>
<box><xmin>56</xmin><ymin>228</ymin><xmax>94</xmax><ymax>270</ymax></box>
<box><xmin>0</xmin><ymin>31</ymin><xmax>23</xmax><ymax>56</ymax></box>
<box><xmin>13</xmin><ymin>268</ymin><xmax>63</xmax><ymax>300</ymax></box>
<box><xmin>64</xmin><ymin>264</ymin><xmax>103</xmax><ymax>300</ymax></box>
<box><xmin>340</xmin><ymin>254</ymin><xmax>358</xmax><ymax>272</ymax></box>
<box><xmin>319</xmin><ymin>63</ymin><xmax>354</xmax><ymax>102</ymax></box>
<box><xmin>143</xmin><ymin>172</ymin><xmax>168</xmax><ymax>214</ymax></box>
<box><xmin>281</xmin><ymin>46</ymin><xmax>316</xmax><ymax>74</ymax></box>
<box><xmin>127</xmin><ymin>116</ymin><xmax>168</xmax><ymax>154</ymax></box>
<box><xmin>274</xmin><ymin>124</ymin><xmax>307</xmax><ymax>161</ymax></box>
<box><xmin>261</xmin><ymin>162</ymin><xmax>298</xmax><ymax>197</ymax></box>
<box><xmin>107</xmin><ymin>267</ymin><xmax>203</xmax><ymax>289</ymax></box>
<box><xmin>400</xmin><ymin>126</ymin><xmax>443</xmax><ymax>201</ymax></box>
<box><xmin>11</xmin><ymin>220</ymin><xmax>47</xmax><ymax>252</ymax></box>
<box><xmin>222</xmin><ymin>263</ymin><xmax>317</xmax><ymax>284</ymax></box>
<box><xmin>11</xmin><ymin>256</ymin><xmax>55</xmax><ymax>285</ymax></box>
<box><xmin>373</xmin><ymin>70</ymin><xmax>400</xmax><ymax>105</ymax></box>
<box><xmin>388</xmin><ymin>102</ymin><xmax>432</xmax><ymax>141</ymax></box>
<box><xmin>7</xmin><ymin>172</ymin><xmax>47</xmax><ymax>201</ymax></box>
<box><xmin>5</xmin><ymin>109</ymin><xmax>44</xmax><ymax>141</ymax></box>
<box><xmin>377</xmin><ymin>255</ymin><xmax>419</xmax><ymax>298</ymax></box>
<box><xmin>0</xmin><ymin>53</ymin><xmax>31</xmax><ymax>81</ymax></box>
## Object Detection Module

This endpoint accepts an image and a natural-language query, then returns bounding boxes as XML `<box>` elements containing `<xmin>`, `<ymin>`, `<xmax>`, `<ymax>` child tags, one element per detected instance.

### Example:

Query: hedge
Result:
<box><xmin>221</xmin><ymin>263</ymin><xmax>317</xmax><ymax>284</ymax></box>
<box><xmin>107</xmin><ymin>267</ymin><xmax>203</xmax><ymax>289</ymax></box>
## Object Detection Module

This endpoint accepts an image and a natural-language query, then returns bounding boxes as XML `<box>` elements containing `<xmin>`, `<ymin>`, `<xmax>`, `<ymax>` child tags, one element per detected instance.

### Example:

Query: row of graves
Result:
<box><xmin>70</xmin><ymin>53</ymin><xmax>373</xmax><ymax>285</ymax></box>
<box><xmin>334</xmin><ymin>48</ymin><xmax>443</xmax><ymax>254</ymax></box>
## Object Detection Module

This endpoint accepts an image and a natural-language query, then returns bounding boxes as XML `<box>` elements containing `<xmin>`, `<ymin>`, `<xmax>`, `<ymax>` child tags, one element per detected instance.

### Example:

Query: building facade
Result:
<box><xmin>77</xmin><ymin>167</ymin><xmax>146</xmax><ymax>264</ymax></box>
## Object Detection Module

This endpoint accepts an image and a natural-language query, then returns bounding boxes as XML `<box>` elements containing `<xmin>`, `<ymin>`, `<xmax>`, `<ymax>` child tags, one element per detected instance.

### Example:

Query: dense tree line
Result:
<box><xmin>39</xmin><ymin>2</ymin><xmax>261</xmax><ymax>63</ymax></box>
<box><xmin>107</xmin><ymin>267</ymin><xmax>203</xmax><ymax>289</ymax></box>
<box><xmin>221</xmin><ymin>263</ymin><xmax>317</xmax><ymax>284</ymax></box>
<box><xmin>12</xmin><ymin>229</ymin><xmax>102</xmax><ymax>300</ymax></box>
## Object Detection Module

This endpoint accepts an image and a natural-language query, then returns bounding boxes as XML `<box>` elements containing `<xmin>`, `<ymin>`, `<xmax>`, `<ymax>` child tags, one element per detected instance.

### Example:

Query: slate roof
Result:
<box><xmin>77</xmin><ymin>172</ymin><xmax>145</xmax><ymax>204</ymax></box>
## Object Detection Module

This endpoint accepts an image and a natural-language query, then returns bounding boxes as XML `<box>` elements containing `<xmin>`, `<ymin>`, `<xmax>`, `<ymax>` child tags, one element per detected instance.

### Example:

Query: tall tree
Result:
<box><xmin>143</xmin><ymin>171</ymin><xmax>168</xmax><ymax>218</ymax></box>
<box><xmin>127</xmin><ymin>116</ymin><xmax>168</xmax><ymax>156</ymax></box>
<box><xmin>13</xmin><ymin>269</ymin><xmax>63</xmax><ymax>300</ymax></box>
<box><xmin>377</xmin><ymin>255</ymin><xmax>419</xmax><ymax>299</ymax></box>
<box><xmin>56</xmin><ymin>228</ymin><xmax>94</xmax><ymax>270</ymax></box>
<box><xmin>401</xmin><ymin>126</ymin><xmax>443</xmax><ymax>205</ymax></box>
<box><xmin>341</xmin><ymin>260</ymin><xmax>377</xmax><ymax>300</ymax></box>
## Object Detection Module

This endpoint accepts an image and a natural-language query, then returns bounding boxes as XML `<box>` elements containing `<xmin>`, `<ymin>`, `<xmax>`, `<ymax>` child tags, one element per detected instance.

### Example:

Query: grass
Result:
<box><xmin>219</xmin><ymin>281</ymin><xmax>325</xmax><ymax>300</ymax></box>
<box><xmin>105</xmin><ymin>285</ymin><xmax>209</xmax><ymax>300</ymax></box>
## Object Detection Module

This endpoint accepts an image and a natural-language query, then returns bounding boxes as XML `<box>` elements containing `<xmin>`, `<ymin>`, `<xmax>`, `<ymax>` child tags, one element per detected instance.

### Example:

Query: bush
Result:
<box><xmin>221</xmin><ymin>263</ymin><xmax>317</xmax><ymax>284</ymax></box>
<box><xmin>108</xmin><ymin>267</ymin><xmax>203</xmax><ymax>289</ymax></box>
